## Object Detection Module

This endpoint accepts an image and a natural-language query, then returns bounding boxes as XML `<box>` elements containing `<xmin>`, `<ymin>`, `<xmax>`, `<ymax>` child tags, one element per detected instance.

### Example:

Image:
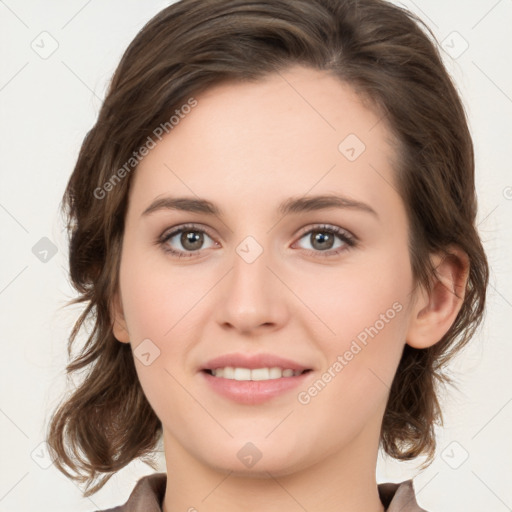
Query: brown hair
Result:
<box><xmin>46</xmin><ymin>0</ymin><xmax>489</xmax><ymax>497</ymax></box>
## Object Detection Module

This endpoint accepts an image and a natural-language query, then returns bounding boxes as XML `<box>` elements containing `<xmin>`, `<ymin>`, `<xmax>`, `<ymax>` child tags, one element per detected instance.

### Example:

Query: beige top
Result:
<box><xmin>94</xmin><ymin>472</ymin><xmax>428</xmax><ymax>511</ymax></box>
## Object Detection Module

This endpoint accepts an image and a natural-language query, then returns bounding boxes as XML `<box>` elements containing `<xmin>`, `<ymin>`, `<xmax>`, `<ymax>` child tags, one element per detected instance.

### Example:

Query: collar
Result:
<box><xmin>109</xmin><ymin>472</ymin><xmax>427</xmax><ymax>511</ymax></box>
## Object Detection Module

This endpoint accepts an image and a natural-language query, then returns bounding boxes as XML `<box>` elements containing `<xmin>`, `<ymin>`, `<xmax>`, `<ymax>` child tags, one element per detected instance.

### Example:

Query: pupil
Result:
<box><xmin>313</xmin><ymin>232</ymin><xmax>333</xmax><ymax>250</ymax></box>
<box><xmin>182</xmin><ymin>231</ymin><xmax>203</xmax><ymax>250</ymax></box>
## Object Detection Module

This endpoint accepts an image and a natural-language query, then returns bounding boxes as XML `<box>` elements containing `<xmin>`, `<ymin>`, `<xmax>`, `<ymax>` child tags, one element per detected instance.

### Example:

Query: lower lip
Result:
<box><xmin>201</xmin><ymin>370</ymin><xmax>312</xmax><ymax>405</ymax></box>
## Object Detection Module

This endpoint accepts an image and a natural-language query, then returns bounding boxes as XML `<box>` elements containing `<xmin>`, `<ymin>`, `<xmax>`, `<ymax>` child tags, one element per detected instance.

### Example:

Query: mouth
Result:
<box><xmin>202</xmin><ymin>367</ymin><xmax>313</xmax><ymax>381</ymax></box>
<box><xmin>200</xmin><ymin>367</ymin><xmax>314</xmax><ymax>405</ymax></box>
<box><xmin>199</xmin><ymin>353</ymin><xmax>314</xmax><ymax>403</ymax></box>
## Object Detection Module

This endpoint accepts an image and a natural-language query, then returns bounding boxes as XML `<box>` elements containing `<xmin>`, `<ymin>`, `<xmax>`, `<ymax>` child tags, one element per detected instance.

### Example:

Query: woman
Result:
<box><xmin>46</xmin><ymin>0</ymin><xmax>489</xmax><ymax>510</ymax></box>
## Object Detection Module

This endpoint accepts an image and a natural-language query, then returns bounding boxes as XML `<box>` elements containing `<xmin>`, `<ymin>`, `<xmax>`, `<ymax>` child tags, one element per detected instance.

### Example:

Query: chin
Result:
<box><xmin>198</xmin><ymin>439</ymin><xmax>310</xmax><ymax>477</ymax></box>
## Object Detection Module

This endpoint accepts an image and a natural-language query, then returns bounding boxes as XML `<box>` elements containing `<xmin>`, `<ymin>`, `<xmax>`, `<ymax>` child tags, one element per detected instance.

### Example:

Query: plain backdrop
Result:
<box><xmin>0</xmin><ymin>1</ymin><xmax>511</xmax><ymax>511</ymax></box>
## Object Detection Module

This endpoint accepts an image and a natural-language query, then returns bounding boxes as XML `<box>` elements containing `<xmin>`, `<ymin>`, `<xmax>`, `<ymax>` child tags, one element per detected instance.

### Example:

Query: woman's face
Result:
<box><xmin>113</xmin><ymin>65</ymin><xmax>421</xmax><ymax>476</ymax></box>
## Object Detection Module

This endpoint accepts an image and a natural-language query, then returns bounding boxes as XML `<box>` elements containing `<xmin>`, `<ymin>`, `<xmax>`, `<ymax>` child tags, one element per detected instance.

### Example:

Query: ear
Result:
<box><xmin>110</xmin><ymin>290</ymin><xmax>130</xmax><ymax>344</ymax></box>
<box><xmin>406</xmin><ymin>245</ymin><xmax>470</xmax><ymax>349</ymax></box>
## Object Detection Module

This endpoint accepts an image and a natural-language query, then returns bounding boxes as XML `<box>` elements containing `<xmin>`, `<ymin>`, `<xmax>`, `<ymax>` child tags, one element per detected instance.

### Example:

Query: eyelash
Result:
<box><xmin>157</xmin><ymin>223</ymin><xmax>357</xmax><ymax>259</ymax></box>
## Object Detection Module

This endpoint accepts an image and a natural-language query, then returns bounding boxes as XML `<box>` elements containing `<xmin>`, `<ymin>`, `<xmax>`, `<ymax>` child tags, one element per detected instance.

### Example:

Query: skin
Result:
<box><xmin>112</xmin><ymin>65</ymin><xmax>469</xmax><ymax>512</ymax></box>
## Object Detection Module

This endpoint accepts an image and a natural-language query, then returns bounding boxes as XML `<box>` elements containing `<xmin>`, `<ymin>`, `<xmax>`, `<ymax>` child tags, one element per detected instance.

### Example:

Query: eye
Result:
<box><xmin>293</xmin><ymin>224</ymin><xmax>356</xmax><ymax>257</ymax></box>
<box><xmin>158</xmin><ymin>223</ymin><xmax>217</xmax><ymax>258</ymax></box>
<box><xmin>157</xmin><ymin>223</ymin><xmax>357</xmax><ymax>259</ymax></box>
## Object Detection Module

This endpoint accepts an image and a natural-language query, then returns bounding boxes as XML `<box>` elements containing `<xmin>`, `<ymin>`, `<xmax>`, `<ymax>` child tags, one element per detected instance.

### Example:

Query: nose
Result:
<box><xmin>215</xmin><ymin>239</ymin><xmax>289</xmax><ymax>335</ymax></box>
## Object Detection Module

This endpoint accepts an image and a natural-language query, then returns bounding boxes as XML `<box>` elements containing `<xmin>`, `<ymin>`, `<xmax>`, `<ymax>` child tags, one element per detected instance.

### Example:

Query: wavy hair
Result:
<box><xmin>46</xmin><ymin>0</ymin><xmax>489</xmax><ymax>497</ymax></box>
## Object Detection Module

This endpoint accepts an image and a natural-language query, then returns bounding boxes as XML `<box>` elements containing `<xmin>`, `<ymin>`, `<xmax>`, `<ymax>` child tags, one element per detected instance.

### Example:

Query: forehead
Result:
<box><xmin>131</xmin><ymin>65</ymin><xmax>403</xmax><ymax>225</ymax></box>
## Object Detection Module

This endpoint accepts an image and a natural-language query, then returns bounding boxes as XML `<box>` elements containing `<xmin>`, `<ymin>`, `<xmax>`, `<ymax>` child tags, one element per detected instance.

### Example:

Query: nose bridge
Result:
<box><xmin>218</xmin><ymin>232</ymin><xmax>285</xmax><ymax>332</ymax></box>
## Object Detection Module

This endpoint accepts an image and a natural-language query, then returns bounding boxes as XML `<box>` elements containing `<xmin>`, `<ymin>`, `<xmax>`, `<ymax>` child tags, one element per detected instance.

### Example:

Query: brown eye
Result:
<box><xmin>308</xmin><ymin>231</ymin><xmax>336</xmax><ymax>251</ymax></box>
<box><xmin>180</xmin><ymin>230</ymin><xmax>205</xmax><ymax>251</ymax></box>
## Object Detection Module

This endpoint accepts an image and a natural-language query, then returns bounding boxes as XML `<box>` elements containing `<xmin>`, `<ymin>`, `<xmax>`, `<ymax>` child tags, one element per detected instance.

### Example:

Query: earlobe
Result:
<box><xmin>406</xmin><ymin>245</ymin><xmax>470</xmax><ymax>350</ymax></box>
<box><xmin>110</xmin><ymin>291</ymin><xmax>130</xmax><ymax>344</ymax></box>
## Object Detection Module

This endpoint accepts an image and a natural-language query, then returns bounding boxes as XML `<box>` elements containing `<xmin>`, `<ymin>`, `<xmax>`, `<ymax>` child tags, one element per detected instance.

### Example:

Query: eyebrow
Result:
<box><xmin>141</xmin><ymin>194</ymin><xmax>378</xmax><ymax>219</ymax></box>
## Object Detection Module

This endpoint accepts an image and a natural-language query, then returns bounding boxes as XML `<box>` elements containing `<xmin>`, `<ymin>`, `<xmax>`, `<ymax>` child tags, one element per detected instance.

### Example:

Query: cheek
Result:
<box><xmin>117</xmin><ymin>248</ymin><xmax>200</xmax><ymax>419</ymax></box>
<box><xmin>118</xmin><ymin>245</ymin><xmax>206</xmax><ymax>342</ymax></box>
<box><xmin>295</xmin><ymin>248</ymin><xmax>412</xmax><ymax>344</ymax></box>
<box><xmin>295</xmin><ymin>248</ymin><xmax>412</xmax><ymax>403</ymax></box>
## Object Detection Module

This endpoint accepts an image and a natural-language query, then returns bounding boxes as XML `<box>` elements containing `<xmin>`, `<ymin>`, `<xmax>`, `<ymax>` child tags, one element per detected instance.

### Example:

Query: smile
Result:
<box><xmin>205</xmin><ymin>367</ymin><xmax>311</xmax><ymax>380</ymax></box>
<box><xmin>201</xmin><ymin>368</ymin><xmax>313</xmax><ymax>405</ymax></box>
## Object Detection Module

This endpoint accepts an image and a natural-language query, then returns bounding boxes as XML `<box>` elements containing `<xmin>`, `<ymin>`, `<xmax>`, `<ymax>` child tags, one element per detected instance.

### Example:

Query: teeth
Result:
<box><xmin>210</xmin><ymin>367</ymin><xmax>304</xmax><ymax>380</ymax></box>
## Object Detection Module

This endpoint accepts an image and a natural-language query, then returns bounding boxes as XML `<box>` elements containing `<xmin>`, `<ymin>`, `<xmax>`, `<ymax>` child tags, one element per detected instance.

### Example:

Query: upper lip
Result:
<box><xmin>201</xmin><ymin>353</ymin><xmax>311</xmax><ymax>372</ymax></box>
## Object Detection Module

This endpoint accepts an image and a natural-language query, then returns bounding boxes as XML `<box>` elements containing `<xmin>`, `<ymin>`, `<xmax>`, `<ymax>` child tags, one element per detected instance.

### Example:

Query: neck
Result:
<box><xmin>161</xmin><ymin>422</ymin><xmax>386</xmax><ymax>512</ymax></box>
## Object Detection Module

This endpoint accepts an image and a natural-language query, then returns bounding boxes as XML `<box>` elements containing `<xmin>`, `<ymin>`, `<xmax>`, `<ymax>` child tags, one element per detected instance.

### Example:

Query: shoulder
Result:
<box><xmin>92</xmin><ymin>472</ymin><xmax>167</xmax><ymax>512</ymax></box>
<box><xmin>378</xmin><ymin>479</ymin><xmax>429</xmax><ymax>512</ymax></box>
